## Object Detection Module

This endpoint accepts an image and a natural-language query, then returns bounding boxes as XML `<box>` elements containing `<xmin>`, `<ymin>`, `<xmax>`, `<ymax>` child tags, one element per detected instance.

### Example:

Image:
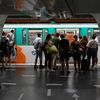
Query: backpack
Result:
<box><xmin>46</xmin><ymin>45</ymin><xmax>58</xmax><ymax>54</ymax></box>
<box><xmin>34</xmin><ymin>39</ymin><xmax>42</xmax><ymax>50</ymax></box>
<box><xmin>1</xmin><ymin>37</ymin><xmax>8</xmax><ymax>47</ymax></box>
<box><xmin>34</xmin><ymin>42</ymin><xmax>40</xmax><ymax>49</ymax></box>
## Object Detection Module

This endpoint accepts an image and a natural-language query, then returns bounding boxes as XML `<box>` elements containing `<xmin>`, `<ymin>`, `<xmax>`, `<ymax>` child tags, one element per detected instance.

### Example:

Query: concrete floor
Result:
<box><xmin>0</xmin><ymin>65</ymin><xmax>100</xmax><ymax>100</ymax></box>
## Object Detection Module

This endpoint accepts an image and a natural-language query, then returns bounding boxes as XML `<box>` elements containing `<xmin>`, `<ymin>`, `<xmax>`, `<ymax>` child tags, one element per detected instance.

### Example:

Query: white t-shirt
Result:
<box><xmin>33</xmin><ymin>37</ymin><xmax>42</xmax><ymax>50</ymax></box>
<box><xmin>7</xmin><ymin>32</ymin><xmax>14</xmax><ymax>41</ymax></box>
<box><xmin>95</xmin><ymin>37</ymin><xmax>99</xmax><ymax>43</ymax></box>
<box><xmin>87</xmin><ymin>39</ymin><xmax>98</xmax><ymax>48</ymax></box>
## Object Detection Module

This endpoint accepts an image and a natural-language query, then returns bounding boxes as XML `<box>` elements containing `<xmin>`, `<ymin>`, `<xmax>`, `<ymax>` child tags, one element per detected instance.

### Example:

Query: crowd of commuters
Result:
<box><xmin>0</xmin><ymin>31</ymin><xmax>98</xmax><ymax>74</ymax></box>
<box><xmin>34</xmin><ymin>33</ymin><xmax>98</xmax><ymax>74</ymax></box>
<box><xmin>0</xmin><ymin>30</ymin><xmax>16</xmax><ymax>69</ymax></box>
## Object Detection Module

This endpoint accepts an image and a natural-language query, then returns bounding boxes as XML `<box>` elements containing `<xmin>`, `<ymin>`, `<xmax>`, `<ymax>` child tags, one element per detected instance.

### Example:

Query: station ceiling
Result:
<box><xmin>0</xmin><ymin>0</ymin><xmax>100</xmax><ymax>25</ymax></box>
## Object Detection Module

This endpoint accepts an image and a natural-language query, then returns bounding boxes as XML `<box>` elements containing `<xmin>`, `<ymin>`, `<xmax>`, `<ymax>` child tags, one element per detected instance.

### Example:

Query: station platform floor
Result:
<box><xmin>0</xmin><ymin>65</ymin><xmax>100</xmax><ymax>100</ymax></box>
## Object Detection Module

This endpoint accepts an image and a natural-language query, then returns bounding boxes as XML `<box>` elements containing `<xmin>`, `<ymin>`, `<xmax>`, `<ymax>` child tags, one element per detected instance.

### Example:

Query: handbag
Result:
<box><xmin>47</xmin><ymin>45</ymin><xmax>58</xmax><ymax>54</ymax></box>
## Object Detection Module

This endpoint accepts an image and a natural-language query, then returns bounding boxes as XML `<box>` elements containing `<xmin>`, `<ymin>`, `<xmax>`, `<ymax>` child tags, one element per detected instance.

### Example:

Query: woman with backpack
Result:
<box><xmin>34</xmin><ymin>33</ymin><xmax>43</xmax><ymax>70</ymax></box>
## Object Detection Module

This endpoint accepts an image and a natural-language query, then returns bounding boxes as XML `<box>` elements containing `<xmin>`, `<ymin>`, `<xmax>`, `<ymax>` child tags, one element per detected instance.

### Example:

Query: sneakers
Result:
<box><xmin>34</xmin><ymin>65</ymin><xmax>44</xmax><ymax>70</ymax></box>
<box><xmin>39</xmin><ymin>65</ymin><xmax>44</xmax><ymax>69</ymax></box>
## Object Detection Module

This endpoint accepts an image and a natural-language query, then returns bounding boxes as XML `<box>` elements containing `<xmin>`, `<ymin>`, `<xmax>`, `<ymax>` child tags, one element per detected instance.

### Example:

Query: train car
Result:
<box><xmin>3</xmin><ymin>15</ymin><xmax>100</xmax><ymax>65</ymax></box>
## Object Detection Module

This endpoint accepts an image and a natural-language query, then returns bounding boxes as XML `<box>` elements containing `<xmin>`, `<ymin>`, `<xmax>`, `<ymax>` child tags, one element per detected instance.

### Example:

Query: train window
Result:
<box><xmin>42</xmin><ymin>29</ymin><xmax>48</xmax><ymax>42</ymax></box>
<box><xmin>66</xmin><ymin>32</ymin><xmax>74</xmax><ymax>43</ymax></box>
<box><xmin>56</xmin><ymin>29</ymin><xmax>65</xmax><ymax>34</ymax></box>
<box><xmin>28</xmin><ymin>30</ymin><xmax>42</xmax><ymax>45</ymax></box>
<box><xmin>56</xmin><ymin>28</ymin><xmax>79</xmax><ymax>43</ymax></box>
<box><xmin>22</xmin><ymin>29</ymin><xmax>26</xmax><ymax>45</ymax></box>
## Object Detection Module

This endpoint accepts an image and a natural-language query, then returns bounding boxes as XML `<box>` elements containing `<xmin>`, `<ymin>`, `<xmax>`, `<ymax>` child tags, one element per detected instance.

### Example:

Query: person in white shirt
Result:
<box><xmin>95</xmin><ymin>36</ymin><xmax>99</xmax><ymax>65</ymax></box>
<box><xmin>7</xmin><ymin>30</ymin><xmax>16</xmax><ymax>64</ymax></box>
<box><xmin>95</xmin><ymin>37</ymin><xmax>99</xmax><ymax>43</ymax></box>
<box><xmin>7</xmin><ymin>30</ymin><xmax>15</xmax><ymax>42</ymax></box>
<box><xmin>33</xmin><ymin>33</ymin><xmax>43</xmax><ymax>70</ymax></box>
<box><xmin>87</xmin><ymin>33</ymin><xmax>98</xmax><ymax>70</ymax></box>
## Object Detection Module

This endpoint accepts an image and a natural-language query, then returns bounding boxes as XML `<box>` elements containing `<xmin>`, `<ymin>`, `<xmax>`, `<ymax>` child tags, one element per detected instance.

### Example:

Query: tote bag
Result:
<box><xmin>47</xmin><ymin>45</ymin><xmax>58</xmax><ymax>54</ymax></box>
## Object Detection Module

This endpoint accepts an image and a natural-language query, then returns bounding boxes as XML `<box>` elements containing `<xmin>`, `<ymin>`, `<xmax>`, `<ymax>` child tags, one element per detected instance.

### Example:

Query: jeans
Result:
<box><xmin>87</xmin><ymin>48</ymin><xmax>97</xmax><ymax>68</ymax></box>
<box><xmin>35</xmin><ymin>50</ymin><xmax>42</xmax><ymax>66</ymax></box>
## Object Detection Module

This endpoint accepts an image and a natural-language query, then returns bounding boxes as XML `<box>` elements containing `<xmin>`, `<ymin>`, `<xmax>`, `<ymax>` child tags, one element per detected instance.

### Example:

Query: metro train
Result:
<box><xmin>3</xmin><ymin>15</ymin><xmax>100</xmax><ymax>64</ymax></box>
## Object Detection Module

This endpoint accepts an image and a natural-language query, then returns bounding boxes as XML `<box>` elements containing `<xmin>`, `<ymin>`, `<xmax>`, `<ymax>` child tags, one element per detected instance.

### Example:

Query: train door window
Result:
<box><xmin>56</xmin><ymin>28</ymin><xmax>74</xmax><ymax>43</ymax></box>
<box><xmin>88</xmin><ymin>30</ymin><xmax>92</xmax><ymax>40</ymax></box>
<box><xmin>28</xmin><ymin>30</ymin><xmax>42</xmax><ymax>45</ymax></box>
<box><xmin>66</xmin><ymin>32</ymin><xmax>74</xmax><ymax>43</ymax></box>
<box><xmin>66</xmin><ymin>29</ymin><xmax>79</xmax><ymax>43</ymax></box>
<box><xmin>42</xmin><ymin>29</ymin><xmax>48</xmax><ymax>42</ymax></box>
<box><xmin>56</xmin><ymin>29</ymin><xmax>65</xmax><ymax>34</ymax></box>
<box><xmin>88</xmin><ymin>29</ymin><xmax>94</xmax><ymax>40</ymax></box>
<box><xmin>22</xmin><ymin>29</ymin><xmax>27</xmax><ymax>45</ymax></box>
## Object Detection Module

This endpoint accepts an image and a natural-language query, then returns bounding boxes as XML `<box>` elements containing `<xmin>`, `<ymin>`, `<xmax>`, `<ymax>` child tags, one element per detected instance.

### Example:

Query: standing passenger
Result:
<box><xmin>1</xmin><ymin>31</ymin><xmax>9</xmax><ymax>67</ymax></box>
<box><xmin>80</xmin><ymin>36</ymin><xmax>88</xmax><ymax>59</ymax></box>
<box><xmin>52</xmin><ymin>33</ymin><xmax>60</xmax><ymax>70</ymax></box>
<box><xmin>71</xmin><ymin>35</ymin><xmax>81</xmax><ymax>72</ymax></box>
<box><xmin>6</xmin><ymin>30</ymin><xmax>15</xmax><ymax>65</ymax></box>
<box><xmin>79</xmin><ymin>35</ymin><xmax>82</xmax><ymax>42</ymax></box>
<box><xmin>34</xmin><ymin>33</ymin><xmax>43</xmax><ymax>70</ymax></box>
<box><xmin>43</xmin><ymin>34</ymin><xmax>52</xmax><ymax>71</ymax></box>
<box><xmin>59</xmin><ymin>34</ymin><xmax>70</xmax><ymax>74</ymax></box>
<box><xmin>95</xmin><ymin>35</ymin><xmax>99</xmax><ymax>65</ymax></box>
<box><xmin>87</xmin><ymin>34</ymin><xmax>98</xmax><ymax>70</ymax></box>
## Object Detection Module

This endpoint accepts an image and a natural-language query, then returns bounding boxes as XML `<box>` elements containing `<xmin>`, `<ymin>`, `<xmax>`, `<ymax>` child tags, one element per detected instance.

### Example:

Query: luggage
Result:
<box><xmin>81</xmin><ymin>58</ymin><xmax>90</xmax><ymax>71</ymax></box>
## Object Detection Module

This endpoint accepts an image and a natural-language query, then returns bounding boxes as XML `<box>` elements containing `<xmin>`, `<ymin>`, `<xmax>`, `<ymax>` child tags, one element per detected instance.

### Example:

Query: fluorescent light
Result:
<box><xmin>4</xmin><ymin>23</ymin><xmax>99</xmax><ymax>28</ymax></box>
